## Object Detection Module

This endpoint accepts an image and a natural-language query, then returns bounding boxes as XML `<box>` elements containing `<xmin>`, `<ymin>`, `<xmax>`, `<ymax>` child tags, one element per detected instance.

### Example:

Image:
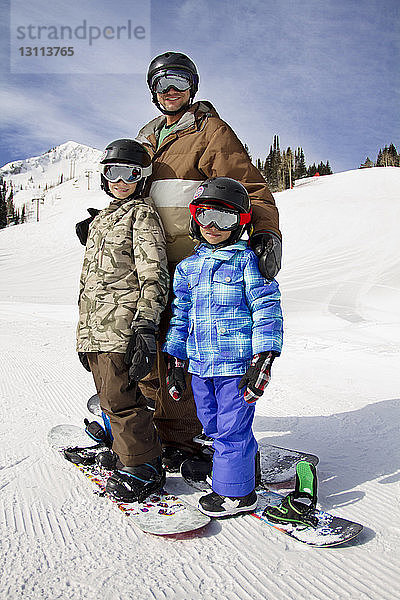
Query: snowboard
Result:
<box><xmin>48</xmin><ymin>424</ymin><xmax>210</xmax><ymax>536</ymax></box>
<box><xmin>180</xmin><ymin>444</ymin><xmax>320</xmax><ymax>492</ymax></box>
<box><xmin>253</xmin><ymin>490</ymin><xmax>363</xmax><ymax>547</ymax></box>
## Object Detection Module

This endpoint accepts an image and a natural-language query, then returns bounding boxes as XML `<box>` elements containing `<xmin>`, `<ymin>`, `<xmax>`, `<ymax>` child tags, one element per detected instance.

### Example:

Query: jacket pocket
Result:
<box><xmin>216</xmin><ymin>318</ymin><xmax>252</xmax><ymax>359</ymax></box>
<box><xmin>212</xmin><ymin>266</ymin><xmax>244</xmax><ymax>306</ymax></box>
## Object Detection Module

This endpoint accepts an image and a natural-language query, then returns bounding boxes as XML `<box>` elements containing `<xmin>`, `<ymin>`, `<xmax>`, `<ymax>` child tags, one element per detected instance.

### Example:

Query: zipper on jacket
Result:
<box><xmin>152</xmin><ymin>116</ymin><xmax>202</xmax><ymax>158</ymax></box>
<box><xmin>153</xmin><ymin>133</ymin><xmax>178</xmax><ymax>158</ymax></box>
<box><xmin>99</xmin><ymin>238</ymin><xmax>106</xmax><ymax>268</ymax></box>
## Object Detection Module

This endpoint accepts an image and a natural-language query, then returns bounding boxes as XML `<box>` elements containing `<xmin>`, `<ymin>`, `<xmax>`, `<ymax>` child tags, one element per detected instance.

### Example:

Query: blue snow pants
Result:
<box><xmin>191</xmin><ymin>375</ymin><xmax>258</xmax><ymax>497</ymax></box>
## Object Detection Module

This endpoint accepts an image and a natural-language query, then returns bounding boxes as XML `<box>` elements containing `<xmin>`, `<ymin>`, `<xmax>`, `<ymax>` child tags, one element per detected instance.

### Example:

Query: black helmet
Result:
<box><xmin>189</xmin><ymin>177</ymin><xmax>251</xmax><ymax>245</ymax></box>
<box><xmin>99</xmin><ymin>139</ymin><xmax>152</xmax><ymax>198</ymax></box>
<box><xmin>147</xmin><ymin>52</ymin><xmax>199</xmax><ymax>115</ymax></box>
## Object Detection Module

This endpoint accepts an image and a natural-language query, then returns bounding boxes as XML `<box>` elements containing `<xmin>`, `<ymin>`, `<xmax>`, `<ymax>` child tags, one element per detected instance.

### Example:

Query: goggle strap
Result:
<box><xmin>239</xmin><ymin>211</ymin><xmax>252</xmax><ymax>224</ymax></box>
<box><xmin>141</xmin><ymin>164</ymin><xmax>152</xmax><ymax>178</ymax></box>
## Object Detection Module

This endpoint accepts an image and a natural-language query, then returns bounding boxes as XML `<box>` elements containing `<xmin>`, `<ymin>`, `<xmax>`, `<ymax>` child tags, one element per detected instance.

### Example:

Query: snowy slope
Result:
<box><xmin>0</xmin><ymin>160</ymin><xmax>400</xmax><ymax>600</ymax></box>
<box><xmin>0</xmin><ymin>141</ymin><xmax>102</xmax><ymax>196</ymax></box>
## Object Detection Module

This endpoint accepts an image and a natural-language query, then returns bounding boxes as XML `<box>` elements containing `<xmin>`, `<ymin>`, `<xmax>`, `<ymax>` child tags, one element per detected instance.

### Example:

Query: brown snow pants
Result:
<box><xmin>87</xmin><ymin>352</ymin><xmax>161</xmax><ymax>467</ymax></box>
<box><xmin>138</xmin><ymin>276</ymin><xmax>202</xmax><ymax>452</ymax></box>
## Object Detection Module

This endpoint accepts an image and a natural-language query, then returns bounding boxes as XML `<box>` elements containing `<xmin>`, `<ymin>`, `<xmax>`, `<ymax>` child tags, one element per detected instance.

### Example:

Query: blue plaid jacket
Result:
<box><xmin>163</xmin><ymin>241</ymin><xmax>283</xmax><ymax>377</ymax></box>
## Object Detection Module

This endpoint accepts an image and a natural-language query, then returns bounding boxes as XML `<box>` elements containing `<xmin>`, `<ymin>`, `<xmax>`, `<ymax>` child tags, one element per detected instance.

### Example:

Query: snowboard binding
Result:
<box><xmin>63</xmin><ymin>443</ymin><xmax>110</xmax><ymax>466</ymax></box>
<box><xmin>84</xmin><ymin>418</ymin><xmax>112</xmax><ymax>445</ymax></box>
<box><xmin>263</xmin><ymin>460</ymin><xmax>318</xmax><ymax>528</ymax></box>
<box><xmin>63</xmin><ymin>419</ymin><xmax>114</xmax><ymax>467</ymax></box>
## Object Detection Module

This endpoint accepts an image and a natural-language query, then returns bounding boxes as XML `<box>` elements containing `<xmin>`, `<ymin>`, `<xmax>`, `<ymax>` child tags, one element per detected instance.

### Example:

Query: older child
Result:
<box><xmin>76</xmin><ymin>139</ymin><xmax>169</xmax><ymax>503</ymax></box>
<box><xmin>163</xmin><ymin>177</ymin><xmax>283</xmax><ymax>517</ymax></box>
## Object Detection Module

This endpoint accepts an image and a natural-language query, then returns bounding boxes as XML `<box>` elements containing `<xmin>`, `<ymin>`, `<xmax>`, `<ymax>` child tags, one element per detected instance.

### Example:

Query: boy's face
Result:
<box><xmin>108</xmin><ymin>180</ymin><xmax>138</xmax><ymax>199</ymax></box>
<box><xmin>199</xmin><ymin>225</ymin><xmax>231</xmax><ymax>245</ymax></box>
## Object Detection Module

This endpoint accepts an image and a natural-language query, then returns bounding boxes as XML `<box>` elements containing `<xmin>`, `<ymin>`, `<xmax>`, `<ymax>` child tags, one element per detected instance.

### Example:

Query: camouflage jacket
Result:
<box><xmin>76</xmin><ymin>195</ymin><xmax>169</xmax><ymax>353</ymax></box>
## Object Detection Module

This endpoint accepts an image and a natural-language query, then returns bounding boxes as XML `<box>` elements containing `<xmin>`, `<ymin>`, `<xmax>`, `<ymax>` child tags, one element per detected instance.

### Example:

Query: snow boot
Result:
<box><xmin>263</xmin><ymin>460</ymin><xmax>318</xmax><ymax>527</ymax></box>
<box><xmin>181</xmin><ymin>454</ymin><xmax>213</xmax><ymax>483</ymax></box>
<box><xmin>198</xmin><ymin>489</ymin><xmax>258</xmax><ymax>518</ymax></box>
<box><xmin>105</xmin><ymin>456</ymin><xmax>165</xmax><ymax>503</ymax></box>
<box><xmin>162</xmin><ymin>446</ymin><xmax>195</xmax><ymax>472</ymax></box>
<box><xmin>94</xmin><ymin>449</ymin><xmax>120</xmax><ymax>470</ymax></box>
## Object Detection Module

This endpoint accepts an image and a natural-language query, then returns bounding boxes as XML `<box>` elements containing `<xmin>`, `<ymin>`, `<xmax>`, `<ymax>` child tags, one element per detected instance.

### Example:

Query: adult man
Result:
<box><xmin>135</xmin><ymin>52</ymin><xmax>282</xmax><ymax>471</ymax></box>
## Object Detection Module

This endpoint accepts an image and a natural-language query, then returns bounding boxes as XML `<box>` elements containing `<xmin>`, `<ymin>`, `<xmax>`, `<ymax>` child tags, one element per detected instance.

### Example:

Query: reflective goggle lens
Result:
<box><xmin>194</xmin><ymin>206</ymin><xmax>240</xmax><ymax>230</ymax></box>
<box><xmin>102</xmin><ymin>164</ymin><xmax>142</xmax><ymax>183</ymax></box>
<box><xmin>151</xmin><ymin>70</ymin><xmax>192</xmax><ymax>94</ymax></box>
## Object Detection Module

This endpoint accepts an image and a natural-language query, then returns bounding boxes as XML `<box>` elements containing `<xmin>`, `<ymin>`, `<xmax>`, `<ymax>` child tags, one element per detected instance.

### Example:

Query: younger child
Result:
<box><xmin>76</xmin><ymin>139</ymin><xmax>169</xmax><ymax>503</ymax></box>
<box><xmin>163</xmin><ymin>177</ymin><xmax>283</xmax><ymax>517</ymax></box>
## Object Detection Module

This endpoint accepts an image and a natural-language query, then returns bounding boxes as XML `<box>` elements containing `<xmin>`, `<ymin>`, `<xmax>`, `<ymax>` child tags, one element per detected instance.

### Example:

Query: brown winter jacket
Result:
<box><xmin>136</xmin><ymin>101</ymin><xmax>280</xmax><ymax>264</ymax></box>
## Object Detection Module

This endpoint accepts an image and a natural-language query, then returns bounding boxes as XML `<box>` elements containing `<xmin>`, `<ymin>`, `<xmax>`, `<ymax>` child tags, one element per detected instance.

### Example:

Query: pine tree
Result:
<box><xmin>259</xmin><ymin>136</ymin><xmax>332</xmax><ymax>186</ymax></box>
<box><xmin>0</xmin><ymin>178</ymin><xmax>7</xmax><ymax>229</ymax></box>
<box><xmin>21</xmin><ymin>204</ymin><xmax>26</xmax><ymax>224</ymax></box>
<box><xmin>264</xmin><ymin>135</ymin><xmax>282</xmax><ymax>192</ymax></box>
<box><xmin>317</xmin><ymin>160</ymin><xmax>332</xmax><ymax>176</ymax></box>
<box><xmin>284</xmin><ymin>147</ymin><xmax>294</xmax><ymax>189</ymax></box>
<box><xmin>307</xmin><ymin>163</ymin><xmax>318</xmax><ymax>177</ymax></box>
<box><xmin>360</xmin><ymin>157</ymin><xmax>374</xmax><ymax>168</ymax></box>
<box><xmin>387</xmin><ymin>143</ymin><xmax>398</xmax><ymax>166</ymax></box>
<box><xmin>6</xmin><ymin>184</ymin><xmax>15</xmax><ymax>225</ymax></box>
<box><xmin>376</xmin><ymin>143</ymin><xmax>399</xmax><ymax>167</ymax></box>
<box><xmin>294</xmin><ymin>147</ymin><xmax>307</xmax><ymax>180</ymax></box>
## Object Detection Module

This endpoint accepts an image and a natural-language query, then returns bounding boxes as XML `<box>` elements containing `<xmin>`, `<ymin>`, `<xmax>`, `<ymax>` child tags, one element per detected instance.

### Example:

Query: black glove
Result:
<box><xmin>78</xmin><ymin>352</ymin><xmax>91</xmax><ymax>372</ymax></box>
<box><xmin>76</xmin><ymin>208</ymin><xmax>100</xmax><ymax>245</ymax></box>
<box><xmin>238</xmin><ymin>351</ymin><xmax>277</xmax><ymax>404</ymax></box>
<box><xmin>165</xmin><ymin>354</ymin><xmax>187</xmax><ymax>401</ymax></box>
<box><xmin>124</xmin><ymin>320</ymin><xmax>157</xmax><ymax>389</ymax></box>
<box><xmin>249</xmin><ymin>231</ymin><xmax>282</xmax><ymax>280</ymax></box>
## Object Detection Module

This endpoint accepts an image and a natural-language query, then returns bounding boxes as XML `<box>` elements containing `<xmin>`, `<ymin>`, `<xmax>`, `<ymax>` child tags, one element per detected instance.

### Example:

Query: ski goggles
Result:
<box><xmin>101</xmin><ymin>163</ymin><xmax>151</xmax><ymax>184</ymax></box>
<box><xmin>189</xmin><ymin>204</ymin><xmax>251</xmax><ymax>231</ymax></box>
<box><xmin>150</xmin><ymin>69</ymin><xmax>192</xmax><ymax>94</ymax></box>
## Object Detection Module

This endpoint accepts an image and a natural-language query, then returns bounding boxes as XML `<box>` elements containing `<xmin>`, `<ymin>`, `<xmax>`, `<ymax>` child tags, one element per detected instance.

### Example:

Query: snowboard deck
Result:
<box><xmin>253</xmin><ymin>490</ymin><xmax>363</xmax><ymax>547</ymax></box>
<box><xmin>181</xmin><ymin>444</ymin><xmax>319</xmax><ymax>492</ymax></box>
<box><xmin>48</xmin><ymin>424</ymin><xmax>210</xmax><ymax>536</ymax></box>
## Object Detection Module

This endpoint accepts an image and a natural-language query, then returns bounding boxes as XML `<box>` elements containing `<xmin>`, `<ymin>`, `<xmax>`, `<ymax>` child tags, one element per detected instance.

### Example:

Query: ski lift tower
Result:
<box><xmin>31</xmin><ymin>195</ymin><xmax>44</xmax><ymax>222</ymax></box>
<box><xmin>85</xmin><ymin>170</ymin><xmax>93</xmax><ymax>190</ymax></box>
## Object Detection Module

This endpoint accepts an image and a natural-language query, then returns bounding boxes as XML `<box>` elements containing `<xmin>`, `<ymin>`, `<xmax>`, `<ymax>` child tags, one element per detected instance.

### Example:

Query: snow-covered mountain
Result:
<box><xmin>0</xmin><ymin>140</ymin><xmax>102</xmax><ymax>188</ymax></box>
<box><xmin>0</xmin><ymin>141</ymin><xmax>104</xmax><ymax>221</ymax></box>
<box><xmin>0</xmin><ymin>163</ymin><xmax>399</xmax><ymax>599</ymax></box>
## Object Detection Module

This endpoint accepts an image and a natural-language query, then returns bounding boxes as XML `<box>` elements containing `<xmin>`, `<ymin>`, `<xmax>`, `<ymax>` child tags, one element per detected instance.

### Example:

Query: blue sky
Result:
<box><xmin>1</xmin><ymin>0</ymin><xmax>399</xmax><ymax>172</ymax></box>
